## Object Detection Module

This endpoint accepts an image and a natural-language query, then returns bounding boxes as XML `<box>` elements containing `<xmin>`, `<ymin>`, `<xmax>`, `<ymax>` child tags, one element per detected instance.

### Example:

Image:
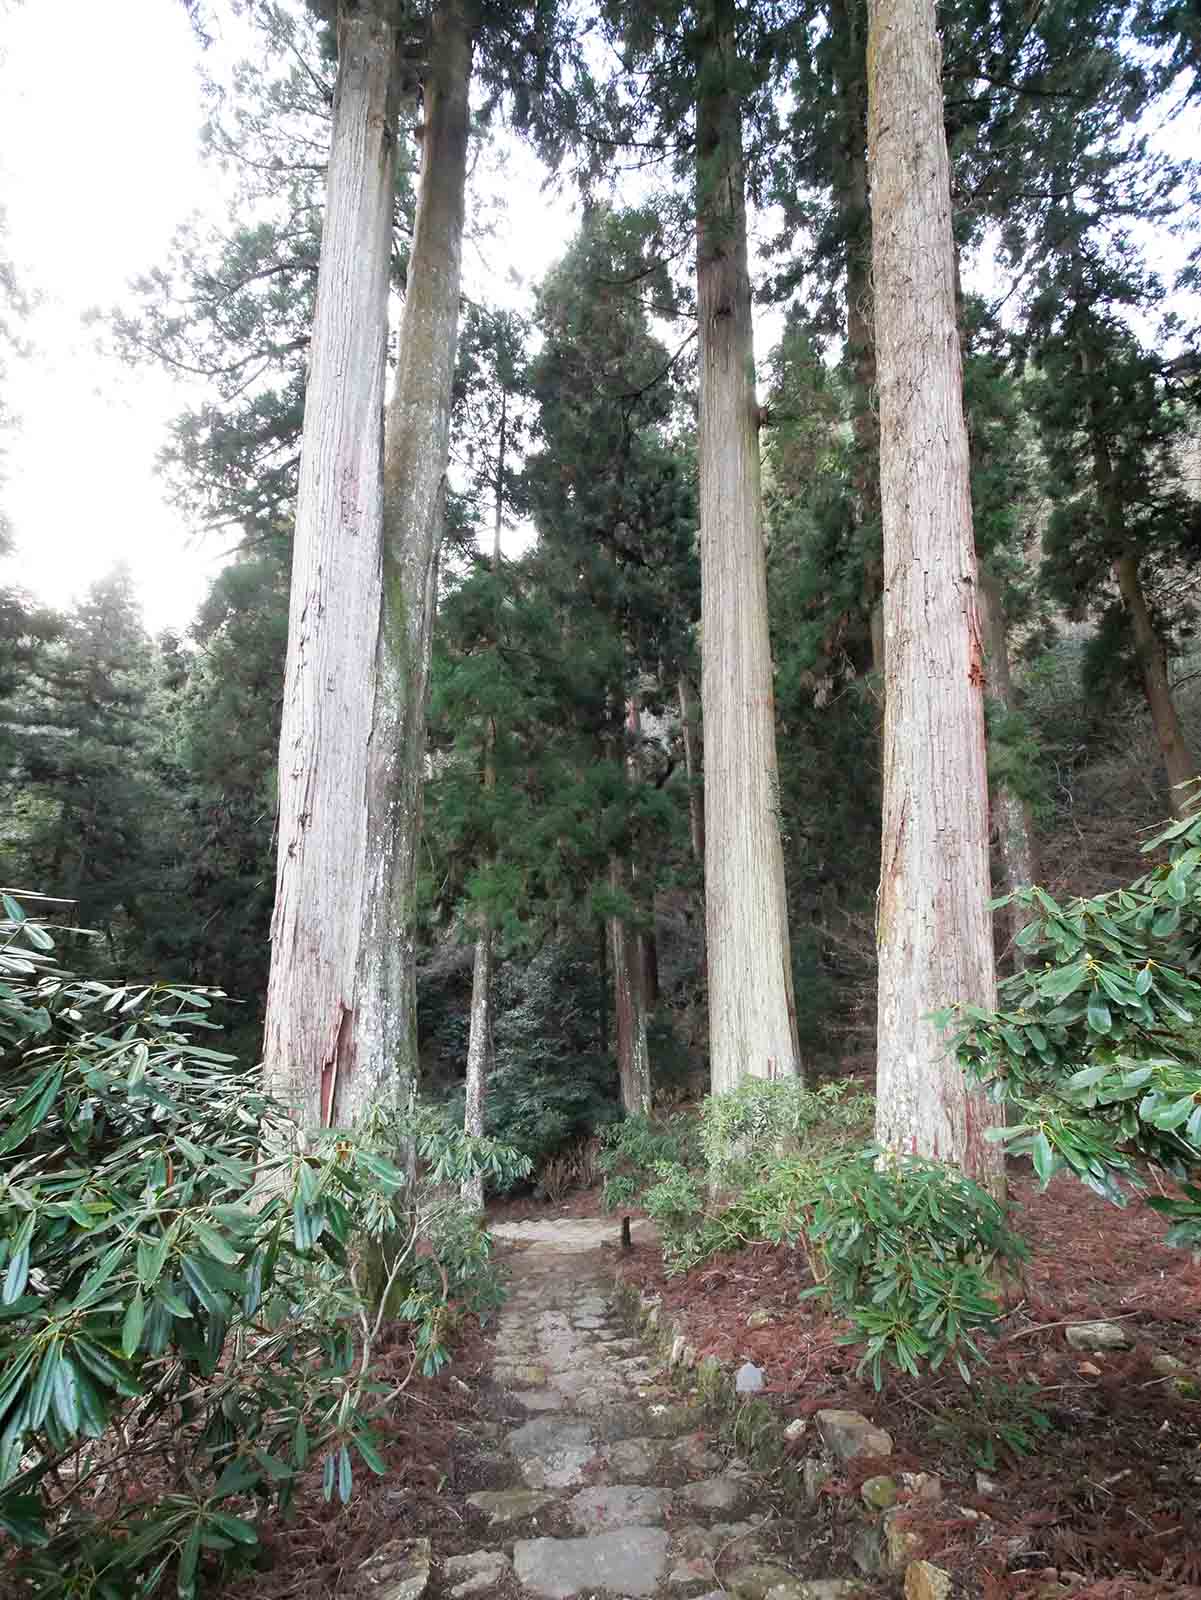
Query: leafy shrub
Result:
<box><xmin>598</xmin><ymin>1112</ymin><xmax>700</xmax><ymax>1213</ymax></box>
<box><xmin>0</xmin><ymin>900</ymin><xmax>523</xmax><ymax>1598</ymax></box>
<box><xmin>699</xmin><ymin>1076</ymin><xmax>874</xmax><ymax>1184</ymax></box>
<box><xmin>803</xmin><ymin>1155</ymin><xmax>1029</xmax><ymax>1388</ymax></box>
<box><xmin>929</xmin><ymin>1379</ymin><xmax>1052</xmax><ymax>1470</ymax></box>
<box><xmin>949</xmin><ymin>805</ymin><xmax>1201</xmax><ymax>1251</ymax></box>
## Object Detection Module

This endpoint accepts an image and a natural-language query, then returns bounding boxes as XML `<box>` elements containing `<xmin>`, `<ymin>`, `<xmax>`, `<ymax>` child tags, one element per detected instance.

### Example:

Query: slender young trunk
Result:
<box><xmin>696</xmin><ymin>0</ymin><xmax>800</xmax><ymax>1091</ymax></box>
<box><xmin>868</xmin><ymin>0</ymin><xmax>1004</xmax><ymax>1189</ymax></box>
<box><xmin>263</xmin><ymin>4</ymin><xmax>401</xmax><ymax>1130</ymax></box>
<box><xmin>341</xmin><ymin>0</ymin><xmax>475</xmax><ymax>1131</ymax></box>
<box><xmin>1111</xmin><ymin>553</ymin><xmax>1198</xmax><ymax>815</ymax></box>
<box><xmin>1081</xmin><ymin>341</ymin><xmax>1197</xmax><ymax>815</ymax></box>
<box><xmin>978</xmin><ymin>572</ymin><xmax>1037</xmax><ymax>968</ymax></box>
<box><xmin>609</xmin><ymin>853</ymin><xmax>651</xmax><ymax>1115</ymax></box>
<box><xmin>678</xmin><ymin>673</ymin><xmax>705</xmax><ymax>864</ymax></box>
<box><xmin>832</xmin><ymin>0</ymin><xmax>881</xmax><ymax>655</ymax></box>
<box><xmin>462</xmin><ymin>387</ymin><xmax>505</xmax><ymax>1209</ymax></box>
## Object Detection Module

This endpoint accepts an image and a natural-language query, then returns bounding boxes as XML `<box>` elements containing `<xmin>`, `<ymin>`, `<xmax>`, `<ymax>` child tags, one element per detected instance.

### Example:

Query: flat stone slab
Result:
<box><xmin>680</xmin><ymin>1476</ymin><xmax>747</xmax><ymax>1513</ymax></box>
<box><xmin>513</xmin><ymin>1528</ymin><xmax>671</xmax><ymax>1598</ymax></box>
<box><xmin>492</xmin><ymin>1217</ymin><xmax>659</xmax><ymax>1254</ymax></box>
<box><xmin>443</xmin><ymin>1551</ymin><xmax>510</xmax><ymax>1598</ymax></box>
<box><xmin>466</xmin><ymin>1489</ymin><xmax>555</xmax><ymax>1526</ymax></box>
<box><xmin>508</xmin><ymin>1417</ymin><xmax>598</xmax><ymax>1489</ymax></box>
<box><xmin>566</xmin><ymin>1484</ymin><xmax>673</xmax><ymax>1531</ymax></box>
<box><xmin>669</xmin><ymin>1436</ymin><xmax>724</xmax><ymax>1474</ymax></box>
<box><xmin>602</xmin><ymin>1437</ymin><xmax>660</xmax><ymax>1480</ymax></box>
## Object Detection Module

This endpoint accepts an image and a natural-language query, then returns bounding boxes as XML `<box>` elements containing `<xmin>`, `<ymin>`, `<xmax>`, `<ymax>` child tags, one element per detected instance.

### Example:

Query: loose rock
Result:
<box><xmin>735</xmin><ymin>1361</ymin><xmax>765</xmax><ymax>1394</ymax></box>
<box><xmin>726</xmin><ymin>1563</ymin><xmax>799</xmax><ymax>1600</ymax></box>
<box><xmin>1065</xmin><ymin>1320</ymin><xmax>1132</xmax><ymax>1351</ymax></box>
<box><xmin>815</xmin><ymin>1409</ymin><xmax>893</xmax><ymax>1464</ymax></box>
<box><xmin>904</xmin><ymin>1560</ymin><xmax>952</xmax><ymax>1600</ymax></box>
<box><xmin>356</xmin><ymin>1538</ymin><xmax>431</xmax><ymax>1600</ymax></box>
<box><xmin>861</xmin><ymin>1474</ymin><xmax>898</xmax><ymax>1510</ymax></box>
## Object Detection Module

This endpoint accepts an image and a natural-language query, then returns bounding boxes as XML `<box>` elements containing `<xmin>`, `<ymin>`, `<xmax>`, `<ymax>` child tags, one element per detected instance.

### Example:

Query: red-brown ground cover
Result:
<box><xmin>611</xmin><ymin>1168</ymin><xmax>1201</xmax><ymax>1598</ymax></box>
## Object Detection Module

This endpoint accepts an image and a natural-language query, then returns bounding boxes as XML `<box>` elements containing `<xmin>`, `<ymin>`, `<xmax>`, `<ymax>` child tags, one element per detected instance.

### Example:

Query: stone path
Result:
<box><xmin>434</xmin><ymin>1217</ymin><xmax>859</xmax><ymax>1600</ymax></box>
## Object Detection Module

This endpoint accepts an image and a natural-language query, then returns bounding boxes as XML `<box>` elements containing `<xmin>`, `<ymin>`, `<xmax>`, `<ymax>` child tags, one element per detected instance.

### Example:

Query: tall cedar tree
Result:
<box><xmin>263</xmin><ymin>0</ymin><xmax>414</xmax><ymax>1131</ymax></box>
<box><xmin>867</xmin><ymin>0</ymin><xmax>1004</xmax><ymax>1186</ymax></box>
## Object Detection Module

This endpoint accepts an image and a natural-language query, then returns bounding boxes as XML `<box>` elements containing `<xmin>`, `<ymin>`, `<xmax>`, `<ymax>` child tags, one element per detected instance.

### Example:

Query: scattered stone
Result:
<box><xmin>507</xmin><ymin>1416</ymin><xmax>597</xmax><ymax>1489</ymax></box>
<box><xmin>902</xmin><ymin>1473</ymin><xmax>943</xmax><ymax>1504</ymax></box>
<box><xmin>670</xmin><ymin>1560</ymin><xmax>713</xmax><ymax>1586</ymax></box>
<box><xmin>975</xmin><ymin>1471</ymin><xmax>1000</xmax><ymax>1496</ymax></box>
<box><xmin>1150</xmin><ymin>1349</ymin><xmax>1190</xmax><ymax>1376</ymax></box>
<box><xmin>513</xmin><ymin>1528</ymin><xmax>670</xmax><ymax>1599</ymax></box>
<box><xmin>861</xmin><ymin>1474</ymin><xmax>898</xmax><ymax>1510</ymax></box>
<box><xmin>726</xmin><ymin>1563</ymin><xmax>798</xmax><ymax>1600</ymax></box>
<box><xmin>566</xmin><ymin>1484</ymin><xmax>673</xmax><ymax>1531</ymax></box>
<box><xmin>904</xmin><ymin>1561</ymin><xmax>952</xmax><ymax>1600</ymax></box>
<box><xmin>670</xmin><ymin>1435</ymin><xmax>724</xmax><ymax>1474</ymax></box>
<box><xmin>442</xmin><ymin>1551</ymin><xmax>510</xmax><ymax>1598</ymax></box>
<box><xmin>683</xmin><ymin>1344</ymin><xmax>699</xmax><ymax>1368</ymax></box>
<box><xmin>1077</xmin><ymin>1362</ymin><xmax>1102</xmax><ymax>1378</ymax></box>
<box><xmin>671</xmin><ymin>1334</ymin><xmax>689</xmax><ymax>1366</ymax></box>
<box><xmin>815</xmin><ymin>1410</ymin><xmax>894</xmax><ymax>1465</ymax></box>
<box><xmin>783</xmin><ymin>1418</ymin><xmax>807</xmax><ymax>1442</ymax></box>
<box><xmin>466</xmin><ymin>1488</ymin><xmax>556</xmax><ymax>1526</ymax></box>
<box><xmin>746</xmin><ymin>1307</ymin><xmax>775</xmax><ymax>1330</ymax></box>
<box><xmin>604</xmin><ymin>1437</ymin><xmax>660</xmax><ymax>1480</ymax></box>
<box><xmin>513</xmin><ymin>1364</ymin><xmax>548</xmax><ymax>1385</ymax></box>
<box><xmin>1065</xmin><ymin>1320</ymin><xmax>1132</xmax><ymax>1352</ymax></box>
<box><xmin>851</xmin><ymin>1526</ymin><xmax>883</xmax><ymax>1578</ymax></box>
<box><xmin>735</xmin><ymin>1361</ymin><xmax>765</xmax><ymax>1394</ymax></box>
<box><xmin>574</xmin><ymin>1314</ymin><xmax>606</xmax><ymax>1329</ymax></box>
<box><xmin>356</xmin><ymin>1538</ymin><xmax>431</xmax><ymax>1600</ymax></box>
<box><xmin>882</xmin><ymin>1510</ymin><xmax>921</xmax><ymax>1574</ymax></box>
<box><xmin>770</xmin><ymin>1584</ymin><xmax>864</xmax><ymax>1600</ymax></box>
<box><xmin>801</xmin><ymin>1459</ymin><xmax>830</xmax><ymax>1503</ymax></box>
<box><xmin>680</xmin><ymin>1476</ymin><xmax>746</xmax><ymax>1513</ymax></box>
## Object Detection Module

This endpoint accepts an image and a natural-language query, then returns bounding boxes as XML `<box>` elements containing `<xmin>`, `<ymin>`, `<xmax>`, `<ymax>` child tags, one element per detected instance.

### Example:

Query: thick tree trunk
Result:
<box><xmin>342</xmin><ymin>0</ymin><xmax>475</xmax><ymax>1131</ymax></box>
<box><xmin>978</xmin><ymin>572</ymin><xmax>1037</xmax><ymax>968</ymax></box>
<box><xmin>1112</xmin><ymin>553</ymin><xmax>1198</xmax><ymax>816</ymax></box>
<box><xmin>867</xmin><ymin>0</ymin><xmax>1004</xmax><ymax>1188</ymax></box>
<box><xmin>262</xmin><ymin>4</ymin><xmax>401</xmax><ymax>1130</ymax></box>
<box><xmin>696</xmin><ymin>0</ymin><xmax>801</xmax><ymax>1092</ymax></box>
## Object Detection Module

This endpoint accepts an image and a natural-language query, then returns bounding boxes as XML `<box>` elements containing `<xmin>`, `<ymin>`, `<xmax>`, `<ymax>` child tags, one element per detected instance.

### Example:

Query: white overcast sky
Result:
<box><xmin>0</xmin><ymin>2</ymin><xmax>1192</xmax><ymax>636</ymax></box>
<box><xmin>0</xmin><ymin>0</ymin><xmax>579</xmax><ymax>635</ymax></box>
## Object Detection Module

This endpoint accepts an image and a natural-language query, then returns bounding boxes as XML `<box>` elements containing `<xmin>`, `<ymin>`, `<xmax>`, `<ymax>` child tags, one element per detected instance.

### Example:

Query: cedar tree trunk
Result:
<box><xmin>867</xmin><ymin>0</ymin><xmax>1004</xmax><ymax>1187</ymax></box>
<box><xmin>978</xmin><ymin>571</ymin><xmax>1037</xmax><ymax>968</ymax></box>
<box><xmin>1111</xmin><ymin>553</ymin><xmax>1198</xmax><ymax>816</ymax></box>
<box><xmin>342</xmin><ymin>0</ymin><xmax>476</xmax><ymax>1130</ymax></box>
<box><xmin>696</xmin><ymin>0</ymin><xmax>801</xmax><ymax>1091</ymax></box>
<box><xmin>263</xmin><ymin>3</ymin><xmax>402</xmax><ymax>1130</ymax></box>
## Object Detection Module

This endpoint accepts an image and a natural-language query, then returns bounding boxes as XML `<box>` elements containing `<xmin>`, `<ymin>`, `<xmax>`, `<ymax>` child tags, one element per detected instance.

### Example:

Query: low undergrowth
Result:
<box><xmin>0</xmin><ymin>900</ymin><xmax>527</xmax><ymax>1599</ymax></box>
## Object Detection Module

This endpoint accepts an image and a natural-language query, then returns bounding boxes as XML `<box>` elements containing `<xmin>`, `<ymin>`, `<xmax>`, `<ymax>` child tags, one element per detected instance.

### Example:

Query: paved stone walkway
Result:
<box><xmin>440</xmin><ymin>1218</ymin><xmax>858</xmax><ymax>1600</ymax></box>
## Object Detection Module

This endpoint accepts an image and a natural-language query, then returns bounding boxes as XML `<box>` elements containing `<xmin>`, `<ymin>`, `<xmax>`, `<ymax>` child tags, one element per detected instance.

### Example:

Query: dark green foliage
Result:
<box><xmin>949</xmin><ymin>806</ymin><xmax>1201</xmax><ymax>1250</ymax></box>
<box><xmin>802</xmin><ymin>1157</ymin><xmax>1029</xmax><ymax>1388</ymax></box>
<box><xmin>0</xmin><ymin>903</ymin><xmax>524</xmax><ymax>1597</ymax></box>
<box><xmin>432</xmin><ymin>941</ymin><xmax>621</xmax><ymax>1176</ymax></box>
<box><xmin>0</xmin><ymin>571</ymin><xmax>182</xmax><ymax>973</ymax></box>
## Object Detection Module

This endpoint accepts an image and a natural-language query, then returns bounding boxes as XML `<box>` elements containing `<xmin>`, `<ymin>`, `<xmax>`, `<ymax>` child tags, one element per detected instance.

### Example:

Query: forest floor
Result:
<box><xmin>219</xmin><ymin>1166</ymin><xmax>1201</xmax><ymax>1600</ymax></box>
<box><xmin>600</xmin><ymin>1165</ymin><xmax>1201</xmax><ymax>1599</ymax></box>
